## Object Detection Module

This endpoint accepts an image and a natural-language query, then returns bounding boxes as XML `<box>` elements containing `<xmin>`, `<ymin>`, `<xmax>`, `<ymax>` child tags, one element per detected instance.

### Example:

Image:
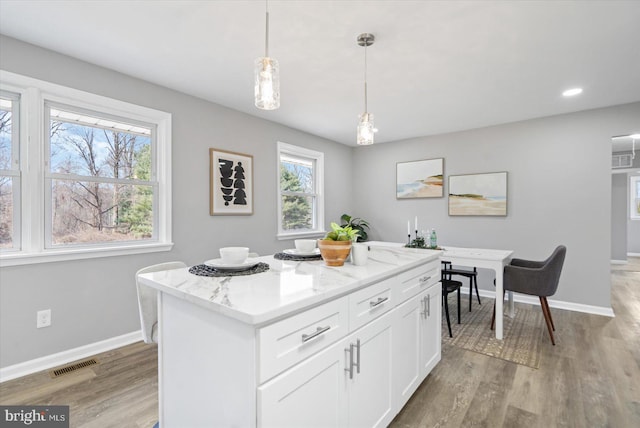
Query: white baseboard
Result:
<box><xmin>0</xmin><ymin>330</ymin><xmax>143</xmax><ymax>383</ymax></box>
<box><xmin>611</xmin><ymin>259</ymin><xmax>628</xmax><ymax>265</ymax></box>
<box><xmin>476</xmin><ymin>289</ymin><xmax>615</xmax><ymax>317</ymax></box>
<box><xmin>628</xmin><ymin>252</ymin><xmax>640</xmax><ymax>257</ymax></box>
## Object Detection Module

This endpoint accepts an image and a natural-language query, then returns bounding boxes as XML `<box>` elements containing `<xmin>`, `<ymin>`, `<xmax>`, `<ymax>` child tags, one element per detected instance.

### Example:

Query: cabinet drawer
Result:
<box><xmin>258</xmin><ymin>296</ymin><xmax>349</xmax><ymax>383</ymax></box>
<box><xmin>393</xmin><ymin>260</ymin><xmax>440</xmax><ymax>304</ymax></box>
<box><xmin>348</xmin><ymin>278</ymin><xmax>394</xmax><ymax>332</ymax></box>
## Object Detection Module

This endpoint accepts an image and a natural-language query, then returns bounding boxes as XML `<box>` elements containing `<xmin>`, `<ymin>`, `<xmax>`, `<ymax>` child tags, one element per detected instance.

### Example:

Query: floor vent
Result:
<box><xmin>49</xmin><ymin>358</ymin><xmax>99</xmax><ymax>378</ymax></box>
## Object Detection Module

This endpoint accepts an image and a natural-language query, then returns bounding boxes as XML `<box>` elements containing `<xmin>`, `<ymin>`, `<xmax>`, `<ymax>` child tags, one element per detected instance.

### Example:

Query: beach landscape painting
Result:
<box><xmin>396</xmin><ymin>158</ymin><xmax>444</xmax><ymax>199</ymax></box>
<box><xmin>448</xmin><ymin>172</ymin><xmax>507</xmax><ymax>216</ymax></box>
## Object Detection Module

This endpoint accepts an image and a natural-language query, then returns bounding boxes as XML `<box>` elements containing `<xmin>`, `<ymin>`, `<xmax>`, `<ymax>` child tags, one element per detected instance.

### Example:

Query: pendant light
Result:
<box><xmin>356</xmin><ymin>33</ymin><xmax>375</xmax><ymax>145</ymax></box>
<box><xmin>255</xmin><ymin>0</ymin><xmax>280</xmax><ymax>110</ymax></box>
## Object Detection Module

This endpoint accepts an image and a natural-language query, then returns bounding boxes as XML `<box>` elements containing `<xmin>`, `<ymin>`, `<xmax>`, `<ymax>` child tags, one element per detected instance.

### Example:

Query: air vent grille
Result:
<box><xmin>612</xmin><ymin>154</ymin><xmax>632</xmax><ymax>168</ymax></box>
<box><xmin>49</xmin><ymin>358</ymin><xmax>99</xmax><ymax>378</ymax></box>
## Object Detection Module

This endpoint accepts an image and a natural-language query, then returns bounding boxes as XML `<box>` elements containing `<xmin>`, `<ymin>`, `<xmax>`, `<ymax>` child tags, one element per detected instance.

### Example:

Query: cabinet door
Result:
<box><xmin>392</xmin><ymin>294</ymin><xmax>422</xmax><ymax>409</ymax></box>
<box><xmin>258</xmin><ymin>339</ymin><xmax>348</xmax><ymax>428</ymax></box>
<box><xmin>420</xmin><ymin>284</ymin><xmax>442</xmax><ymax>377</ymax></box>
<box><xmin>347</xmin><ymin>311</ymin><xmax>394</xmax><ymax>428</ymax></box>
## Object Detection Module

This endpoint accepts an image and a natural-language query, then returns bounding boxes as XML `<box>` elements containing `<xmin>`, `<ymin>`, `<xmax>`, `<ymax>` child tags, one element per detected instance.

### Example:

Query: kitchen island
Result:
<box><xmin>138</xmin><ymin>244</ymin><xmax>442</xmax><ymax>427</ymax></box>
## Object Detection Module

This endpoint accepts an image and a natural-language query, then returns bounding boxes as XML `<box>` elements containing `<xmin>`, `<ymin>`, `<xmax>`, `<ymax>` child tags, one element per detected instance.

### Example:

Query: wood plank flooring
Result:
<box><xmin>1</xmin><ymin>259</ymin><xmax>639</xmax><ymax>428</ymax></box>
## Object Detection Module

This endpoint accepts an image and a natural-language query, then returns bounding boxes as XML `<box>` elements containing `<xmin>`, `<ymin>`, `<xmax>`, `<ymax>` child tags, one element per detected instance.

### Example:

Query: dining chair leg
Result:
<box><xmin>474</xmin><ymin>272</ymin><xmax>481</xmax><ymax>305</ymax></box>
<box><xmin>444</xmin><ymin>293</ymin><xmax>453</xmax><ymax>338</ymax></box>
<box><xmin>468</xmin><ymin>277</ymin><xmax>473</xmax><ymax>312</ymax></box>
<box><xmin>539</xmin><ymin>296</ymin><xmax>556</xmax><ymax>345</ymax></box>
<box><xmin>457</xmin><ymin>288</ymin><xmax>461</xmax><ymax>324</ymax></box>
<box><xmin>490</xmin><ymin>302</ymin><xmax>496</xmax><ymax>331</ymax></box>
<box><xmin>541</xmin><ymin>297</ymin><xmax>555</xmax><ymax>331</ymax></box>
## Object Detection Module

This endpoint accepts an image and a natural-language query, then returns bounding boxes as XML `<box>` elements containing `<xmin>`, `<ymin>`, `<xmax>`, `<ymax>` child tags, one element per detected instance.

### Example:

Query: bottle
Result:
<box><xmin>430</xmin><ymin>229</ymin><xmax>437</xmax><ymax>249</ymax></box>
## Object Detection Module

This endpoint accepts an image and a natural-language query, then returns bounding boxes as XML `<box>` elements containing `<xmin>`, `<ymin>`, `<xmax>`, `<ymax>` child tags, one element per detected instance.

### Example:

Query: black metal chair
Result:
<box><xmin>441</xmin><ymin>268</ymin><xmax>462</xmax><ymax>338</ymax></box>
<box><xmin>491</xmin><ymin>245</ymin><xmax>567</xmax><ymax>345</ymax></box>
<box><xmin>442</xmin><ymin>261</ymin><xmax>481</xmax><ymax>312</ymax></box>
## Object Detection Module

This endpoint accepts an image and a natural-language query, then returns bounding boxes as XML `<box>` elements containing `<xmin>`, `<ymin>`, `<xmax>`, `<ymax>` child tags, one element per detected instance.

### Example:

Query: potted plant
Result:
<box><xmin>340</xmin><ymin>214</ymin><xmax>370</xmax><ymax>242</ymax></box>
<box><xmin>318</xmin><ymin>222</ymin><xmax>360</xmax><ymax>266</ymax></box>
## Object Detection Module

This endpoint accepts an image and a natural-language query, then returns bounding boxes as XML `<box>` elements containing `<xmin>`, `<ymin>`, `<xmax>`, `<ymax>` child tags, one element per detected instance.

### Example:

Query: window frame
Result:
<box><xmin>631</xmin><ymin>175</ymin><xmax>640</xmax><ymax>220</ymax></box>
<box><xmin>0</xmin><ymin>89</ymin><xmax>22</xmax><ymax>252</ymax></box>
<box><xmin>0</xmin><ymin>70</ymin><xmax>173</xmax><ymax>266</ymax></box>
<box><xmin>276</xmin><ymin>141</ymin><xmax>325</xmax><ymax>239</ymax></box>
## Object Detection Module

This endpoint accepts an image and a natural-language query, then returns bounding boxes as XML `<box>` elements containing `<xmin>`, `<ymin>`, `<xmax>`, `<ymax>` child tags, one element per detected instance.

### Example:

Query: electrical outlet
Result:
<box><xmin>37</xmin><ymin>309</ymin><xmax>51</xmax><ymax>328</ymax></box>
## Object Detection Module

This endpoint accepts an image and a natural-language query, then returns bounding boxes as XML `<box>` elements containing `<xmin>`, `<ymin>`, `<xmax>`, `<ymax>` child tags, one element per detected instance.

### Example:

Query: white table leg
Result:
<box><xmin>494</xmin><ymin>266</ymin><xmax>504</xmax><ymax>340</ymax></box>
<box><xmin>508</xmin><ymin>291</ymin><xmax>515</xmax><ymax>317</ymax></box>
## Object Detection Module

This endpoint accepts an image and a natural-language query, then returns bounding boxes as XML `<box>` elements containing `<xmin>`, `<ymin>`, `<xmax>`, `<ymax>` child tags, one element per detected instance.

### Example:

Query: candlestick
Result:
<box><xmin>415</xmin><ymin>216</ymin><xmax>418</xmax><ymax>231</ymax></box>
<box><xmin>407</xmin><ymin>220</ymin><xmax>410</xmax><ymax>236</ymax></box>
<box><xmin>415</xmin><ymin>229</ymin><xmax>419</xmax><ymax>240</ymax></box>
<box><xmin>407</xmin><ymin>234</ymin><xmax>411</xmax><ymax>245</ymax></box>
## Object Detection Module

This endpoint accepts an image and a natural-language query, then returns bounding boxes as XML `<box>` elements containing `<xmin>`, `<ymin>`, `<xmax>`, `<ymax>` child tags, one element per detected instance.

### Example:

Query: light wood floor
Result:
<box><xmin>1</xmin><ymin>260</ymin><xmax>639</xmax><ymax>428</ymax></box>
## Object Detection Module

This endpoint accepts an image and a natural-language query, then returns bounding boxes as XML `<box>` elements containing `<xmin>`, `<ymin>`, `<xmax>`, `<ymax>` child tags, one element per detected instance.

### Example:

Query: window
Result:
<box><xmin>0</xmin><ymin>91</ymin><xmax>20</xmax><ymax>251</ymax></box>
<box><xmin>0</xmin><ymin>71</ymin><xmax>172</xmax><ymax>266</ymax></box>
<box><xmin>277</xmin><ymin>142</ymin><xmax>324</xmax><ymax>239</ymax></box>
<box><xmin>631</xmin><ymin>175</ymin><xmax>640</xmax><ymax>220</ymax></box>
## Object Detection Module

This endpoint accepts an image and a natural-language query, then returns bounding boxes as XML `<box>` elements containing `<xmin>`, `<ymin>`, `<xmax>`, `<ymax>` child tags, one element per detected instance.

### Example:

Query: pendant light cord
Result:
<box><xmin>265</xmin><ymin>0</ymin><xmax>269</xmax><ymax>57</ymax></box>
<box><xmin>364</xmin><ymin>43</ymin><xmax>368</xmax><ymax>112</ymax></box>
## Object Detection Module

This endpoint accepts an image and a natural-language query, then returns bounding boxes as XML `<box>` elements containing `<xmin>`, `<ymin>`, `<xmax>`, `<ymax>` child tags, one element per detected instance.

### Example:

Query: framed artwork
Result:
<box><xmin>448</xmin><ymin>171</ymin><xmax>508</xmax><ymax>216</ymax></box>
<box><xmin>396</xmin><ymin>158</ymin><xmax>444</xmax><ymax>199</ymax></box>
<box><xmin>210</xmin><ymin>148</ymin><xmax>253</xmax><ymax>215</ymax></box>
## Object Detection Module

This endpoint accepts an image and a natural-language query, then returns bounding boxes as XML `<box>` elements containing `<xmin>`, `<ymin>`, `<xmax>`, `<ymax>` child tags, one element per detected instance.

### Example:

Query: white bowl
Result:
<box><xmin>219</xmin><ymin>247</ymin><xmax>249</xmax><ymax>265</ymax></box>
<box><xmin>295</xmin><ymin>239</ymin><xmax>316</xmax><ymax>253</ymax></box>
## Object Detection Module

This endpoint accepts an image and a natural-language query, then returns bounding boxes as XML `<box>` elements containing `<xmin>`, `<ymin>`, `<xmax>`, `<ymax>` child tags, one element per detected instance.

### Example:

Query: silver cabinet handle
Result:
<box><xmin>345</xmin><ymin>342</ymin><xmax>355</xmax><ymax>379</ymax></box>
<box><xmin>369</xmin><ymin>296</ymin><xmax>389</xmax><ymax>308</ymax></box>
<box><xmin>420</xmin><ymin>296</ymin><xmax>427</xmax><ymax>319</ymax></box>
<box><xmin>419</xmin><ymin>275</ymin><xmax>432</xmax><ymax>284</ymax></box>
<box><xmin>427</xmin><ymin>294</ymin><xmax>431</xmax><ymax>317</ymax></box>
<box><xmin>302</xmin><ymin>325</ymin><xmax>330</xmax><ymax>343</ymax></box>
<box><xmin>355</xmin><ymin>339</ymin><xmax>361</xmax><ymax>374</ymax></box>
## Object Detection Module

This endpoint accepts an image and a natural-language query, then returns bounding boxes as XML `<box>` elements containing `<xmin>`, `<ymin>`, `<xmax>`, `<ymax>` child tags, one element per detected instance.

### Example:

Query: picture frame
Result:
<box><xmin>210</xmin><ymin>148</ymin><xmax>253</xmax><ymax>215</ymax></box>
<box><xmin>448</xmin><ymin>171</ymin><xmax>508</xmax><ymax>216</ymax></box>
<box><xmin>396</xmin><ymin>158</ymin><xmax>444</xmax><ymax>199</ymax></box>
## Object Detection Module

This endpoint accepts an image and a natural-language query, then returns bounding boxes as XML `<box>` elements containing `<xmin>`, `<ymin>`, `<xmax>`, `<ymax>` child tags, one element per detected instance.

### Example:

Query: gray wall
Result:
<box><xmin>612</xmin><ymin>173</ymin><xmax>628</xmax><ymax>260</ymax></box>
<box><xmin>0</xmin><ymin>36</ymin><xmax>353</xmax><ymax>368</ymax></box>
<box><xmin>352</xmin><ymin>102</ymin><xmax>640</xmax><ymax>309</ymax></box>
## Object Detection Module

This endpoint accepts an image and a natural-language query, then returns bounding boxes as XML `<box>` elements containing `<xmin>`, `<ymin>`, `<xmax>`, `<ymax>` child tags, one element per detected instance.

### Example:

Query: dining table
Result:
<box><xmin>440</xmin><ymin>246</ymin><xmax>514</xmax><ymax>340</ymax></box>
<box><xmin>367</xmin><ymin>242</ymin><xmax>514</xmax><ymax>340</ymax></box>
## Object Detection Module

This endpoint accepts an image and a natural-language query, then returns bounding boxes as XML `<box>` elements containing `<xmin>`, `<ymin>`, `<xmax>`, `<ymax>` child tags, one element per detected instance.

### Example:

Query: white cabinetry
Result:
<box><xmin>152</xmin><ymin>250</ymin><xmax>442</xmax><ymax>428</ymax></box>
<box><xmin>258</xmin><ymin>311</ymin><xmax>394</xmax><ymax>428</ymax></box>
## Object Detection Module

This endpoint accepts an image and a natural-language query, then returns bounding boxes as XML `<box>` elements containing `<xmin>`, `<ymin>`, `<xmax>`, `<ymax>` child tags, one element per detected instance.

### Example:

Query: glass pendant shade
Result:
<box><xmin>357</xmin><ymin>112</ymin><xmax>374</xmax><ymax>145</ymax></box>
<box><xmin>255</xmin><ymin>57</ymin><xmax>280</xmax><ymax>110</ymax></box>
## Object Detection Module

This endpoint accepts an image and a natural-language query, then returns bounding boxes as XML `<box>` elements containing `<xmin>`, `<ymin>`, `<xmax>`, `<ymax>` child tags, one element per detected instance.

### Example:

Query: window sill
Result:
<box><xmin>0</xmin><ymin>242</ymin><xmax>174</xmax><ymax>267</ymax></box>
<box><xmin>277</xmin><ymin>231</ymin><xmax>326</xmax><ymax>241</ymax></box>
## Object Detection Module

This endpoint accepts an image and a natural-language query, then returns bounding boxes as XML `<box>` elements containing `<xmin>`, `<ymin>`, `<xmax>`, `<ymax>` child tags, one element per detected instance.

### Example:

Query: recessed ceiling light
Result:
<box><xmin>562</xmin><ymin>88</ymin><xmax>583</xmax><ymax>97</ymax></box>
<box><xmin>631</xmin><ymin>134</ymin><xmax>640</xmax><ymax>139</ymax></box>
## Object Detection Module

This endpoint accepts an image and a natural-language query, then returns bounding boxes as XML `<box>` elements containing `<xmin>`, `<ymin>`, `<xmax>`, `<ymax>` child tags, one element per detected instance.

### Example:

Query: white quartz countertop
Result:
<box><xmin>138</xmin><ymin>244</ymin><xmax>441</xmax><ymax>326</ymax></box>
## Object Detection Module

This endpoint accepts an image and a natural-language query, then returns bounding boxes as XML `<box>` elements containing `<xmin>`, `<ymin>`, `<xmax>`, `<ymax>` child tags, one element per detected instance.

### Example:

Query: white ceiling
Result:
<box><xmin>1</xmin><ymin>0</ymin><xmax>639</xmax><ymax>146</ymax></box>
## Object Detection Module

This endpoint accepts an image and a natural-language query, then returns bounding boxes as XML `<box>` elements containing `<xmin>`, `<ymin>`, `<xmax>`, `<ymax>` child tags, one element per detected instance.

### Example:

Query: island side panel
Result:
<box><xmin>159</xmin><ymin>292</ymin><xmax>257</xmax><ymax>427</ymax></box>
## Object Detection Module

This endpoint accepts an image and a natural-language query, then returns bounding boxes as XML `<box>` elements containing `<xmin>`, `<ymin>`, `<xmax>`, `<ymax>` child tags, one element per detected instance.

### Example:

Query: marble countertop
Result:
<box><xmin>138</xmin><ymin>244</ymin><xmax>441</xmax><ymax>326</ymax></box>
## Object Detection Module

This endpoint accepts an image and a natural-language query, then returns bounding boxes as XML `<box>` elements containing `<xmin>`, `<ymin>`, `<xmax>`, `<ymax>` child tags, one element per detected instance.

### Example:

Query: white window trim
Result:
<box><xmin>276</xmin><ymin>141</ymin><xmax>325</xmax><ymax>240</ymax></box>
<box><xmin>0</xmin><ymin>70</ymin><xmax>173</xmax><ymax>266</ymax></box>
<box><xmin>631</xmin><ymin>175</ymin><xmax>640</xmax><ymax>221</ymax></box>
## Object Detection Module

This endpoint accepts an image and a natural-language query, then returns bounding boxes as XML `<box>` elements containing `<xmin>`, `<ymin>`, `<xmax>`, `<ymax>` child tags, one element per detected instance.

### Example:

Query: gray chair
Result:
<box><xmin>491</xmin><ymin>246</ymin><xmax>566</xmax><ymax>345</ymax></box>
<box><xmin>136</xmin><ymin>261</ymin><xmax>187</xmax><ymax>344</ymax></box>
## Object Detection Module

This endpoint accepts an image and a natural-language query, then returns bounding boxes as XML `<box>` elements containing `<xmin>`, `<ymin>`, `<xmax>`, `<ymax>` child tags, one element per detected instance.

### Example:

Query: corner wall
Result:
<box><xmin>352</xmin><ymin>102</ymin><xmax>640</xmax><ymax>310</ymax></box>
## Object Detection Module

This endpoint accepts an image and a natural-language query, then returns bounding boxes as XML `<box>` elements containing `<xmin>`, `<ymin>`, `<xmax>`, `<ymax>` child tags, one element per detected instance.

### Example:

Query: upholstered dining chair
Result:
<box><xmin>441</xmin><ymin>268</ymin><xmax>463</xmax><ymax>338</ymax></box>
<box><xmin>136</xmin><ymin>261</ymin><xmax>187</xmax><ymax>344</ymax></box>
<box><xmin>491</xmin><ymin>245</ymin><xmax>566</xmax><ymax>345</ymax></box>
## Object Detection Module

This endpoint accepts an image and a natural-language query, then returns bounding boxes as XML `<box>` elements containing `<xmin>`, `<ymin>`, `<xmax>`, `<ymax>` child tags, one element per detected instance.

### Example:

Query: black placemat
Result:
<box><xmin>189</xmin><ymin>262</ymin><xmax>270</xmax><ymax>277</ymax></box>
<box><xmin>274</xmin><ymin>252</ymin><xmax>323</xmax><ymax>262</ymax></box>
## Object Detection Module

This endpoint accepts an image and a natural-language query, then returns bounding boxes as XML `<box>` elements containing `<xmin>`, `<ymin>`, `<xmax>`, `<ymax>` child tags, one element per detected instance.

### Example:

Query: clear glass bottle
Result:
<box><xmin>430</xmin><ymin>229</ymin><xmax>437</xmax><ymax>249</ymax></box>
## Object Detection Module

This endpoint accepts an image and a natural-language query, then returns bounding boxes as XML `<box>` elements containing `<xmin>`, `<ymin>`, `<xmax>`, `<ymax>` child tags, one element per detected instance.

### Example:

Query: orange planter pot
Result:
<box><xmin>317</xmin><ymin>239</ymin><xmax>352</xmax><ymax>267</ymax></box>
